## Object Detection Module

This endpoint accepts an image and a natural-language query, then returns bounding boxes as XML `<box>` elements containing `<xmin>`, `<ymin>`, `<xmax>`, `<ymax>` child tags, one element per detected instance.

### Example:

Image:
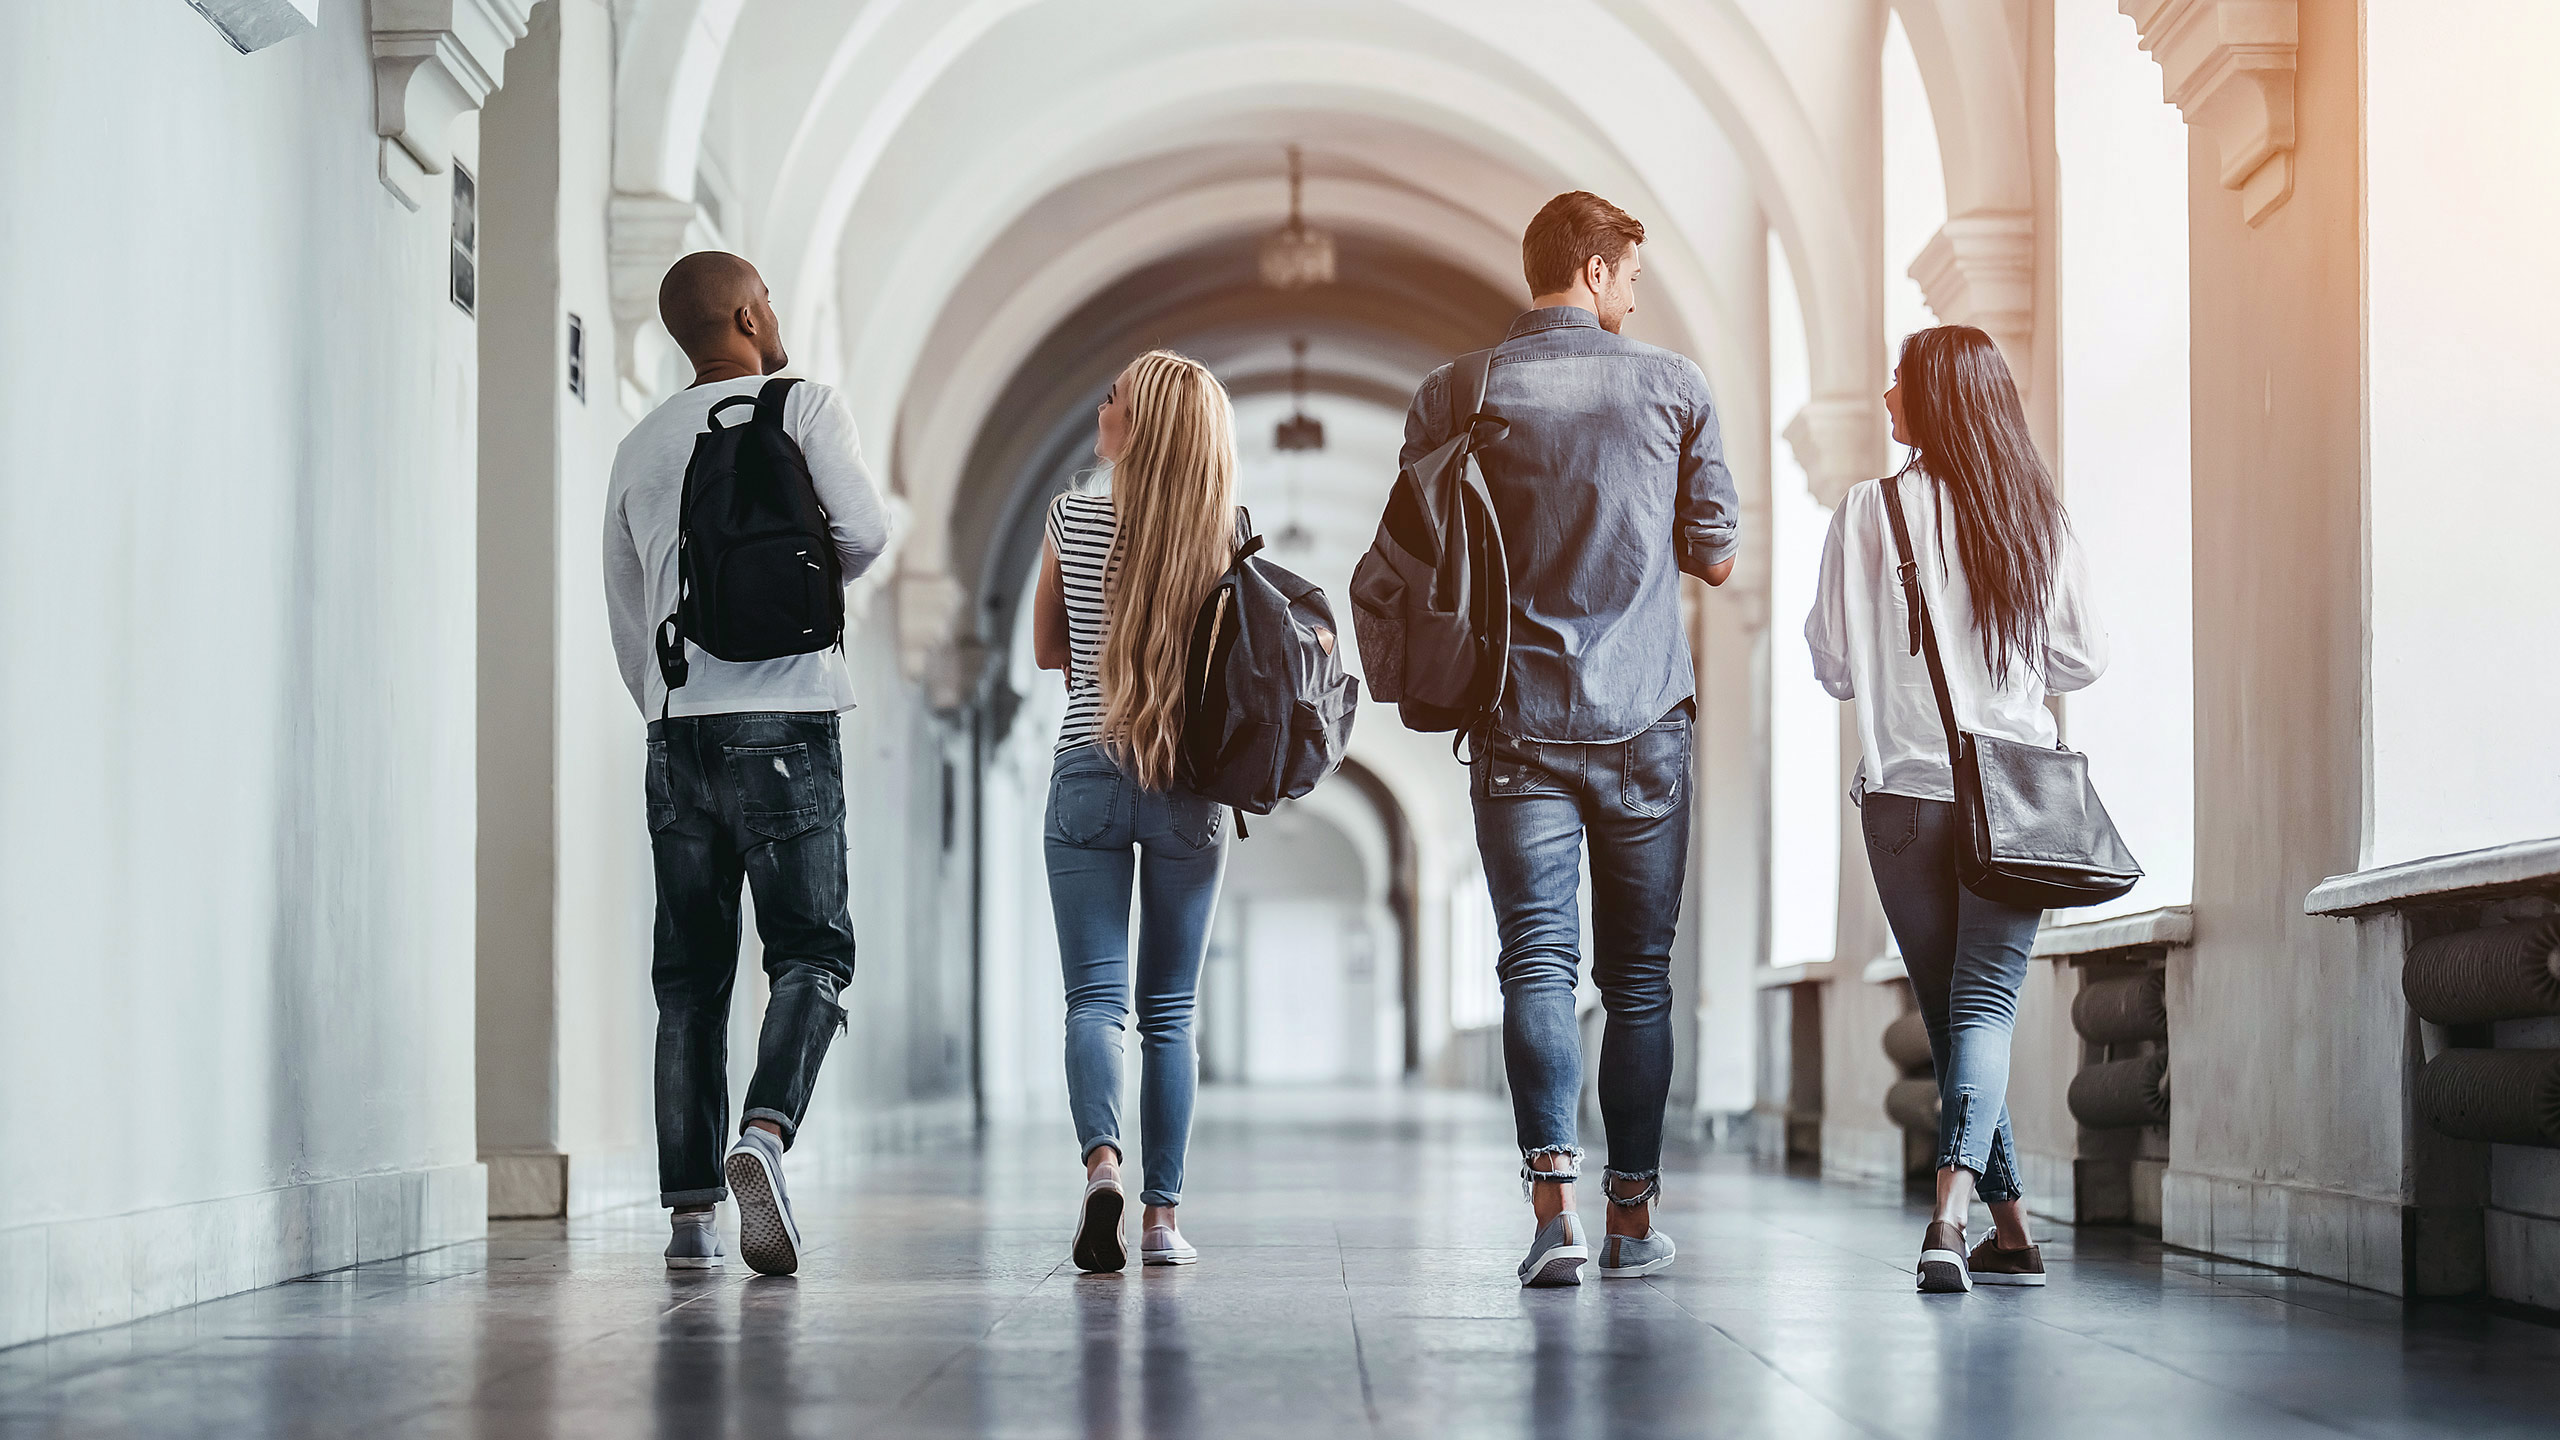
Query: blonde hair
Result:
<box><xmin>1097</xmin><ymin>350</ymin><xmax>1239</xmax><ymax>790</ymax></box>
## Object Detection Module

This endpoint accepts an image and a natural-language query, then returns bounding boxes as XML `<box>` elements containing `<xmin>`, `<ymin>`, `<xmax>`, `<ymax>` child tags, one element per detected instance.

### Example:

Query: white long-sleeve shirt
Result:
<box><xmin>1805</xmin><ymin>471</ymin><xmax>2106</xmax><ymax>802</ymax></box>
<box><xmin>604</xmin><ymin>377</ymin><xmax>891</xmax><ymax>719</ymax></box>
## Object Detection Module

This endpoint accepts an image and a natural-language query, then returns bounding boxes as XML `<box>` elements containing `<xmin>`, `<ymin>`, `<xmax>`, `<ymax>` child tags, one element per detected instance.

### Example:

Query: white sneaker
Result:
<box><xmin>1141</xmin><ymin>1225</ymin><xmax>1198</xmax><ymax>1266</ymax></box>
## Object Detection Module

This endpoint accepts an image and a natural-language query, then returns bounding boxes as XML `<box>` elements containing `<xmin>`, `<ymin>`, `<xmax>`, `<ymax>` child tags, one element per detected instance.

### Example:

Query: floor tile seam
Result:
<box><xmin>889</xmin><ymin>1262</ymin><xmax>1070</xmax><ymax>1415</ymax></box>
<box><xmin>2006</xmin><ymin>1303</ymin><xmax>2367</xmax><ymax>1434</ymax></box>
<box><xmin>349</xmin><ymin>1279</ymin><xmax>753</xmax><ymax>1437</ymax></box>
<box><xmin>1636</xmin><ymin>1284</ymin><xmax>1899</xmax><ymax>1440</ymax></box>
<box><xmin>1334</xmin><ymin>1220</ymin><xmax>1383</xmax><ymax>1437</ymax></box>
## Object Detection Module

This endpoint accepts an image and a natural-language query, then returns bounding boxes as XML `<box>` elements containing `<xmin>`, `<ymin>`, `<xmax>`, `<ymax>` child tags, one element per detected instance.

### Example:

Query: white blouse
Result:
<box><xmin>1805</xmin><ymin>470</ymin><xmax>2107</xmax><ymax>803</ymax></box>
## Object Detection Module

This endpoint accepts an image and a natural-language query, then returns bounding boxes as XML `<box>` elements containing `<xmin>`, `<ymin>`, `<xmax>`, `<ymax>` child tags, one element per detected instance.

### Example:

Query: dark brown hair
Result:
<box><xmin>1894</xmin><ymin>325</ymin><xmax>2066</xmax><ymax>686</ymax></box>
<box><xmin>1521</xmin><ymin>192</ymin><xmax>1646</xmax><ymax>296</ymax></box>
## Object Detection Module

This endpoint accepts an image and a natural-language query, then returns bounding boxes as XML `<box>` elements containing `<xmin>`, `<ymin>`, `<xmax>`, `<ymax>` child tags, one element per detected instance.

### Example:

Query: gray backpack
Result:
<box><xmin>1177</xmin><ymin>512</ymin><xmax>1360</xmax><ymax>830</ymax></box>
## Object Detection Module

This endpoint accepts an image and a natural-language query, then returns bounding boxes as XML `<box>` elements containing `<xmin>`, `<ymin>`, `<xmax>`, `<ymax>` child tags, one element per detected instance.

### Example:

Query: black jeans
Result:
<box><xmin>646</xmin><ymin>711</ymin><xmax>856</xmax><ymax>1207</ymax></box>
<box><xmin>1469</xmin><ymin>707</ymin><xmax>1692</xmax><ymax>1180</ymax></box>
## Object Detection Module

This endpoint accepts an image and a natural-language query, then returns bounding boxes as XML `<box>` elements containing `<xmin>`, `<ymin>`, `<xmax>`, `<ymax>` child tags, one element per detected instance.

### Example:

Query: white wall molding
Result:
<box><xmin>1909</xmin><ymin>209</ymin><xmax>2036</xmax><ymax>376</ymax></box>
<box><xmin>0</xmin><ymin>1162</ymin><xmax>484</xmax><ymax>1348</ymax></box>
<box><xmin>370</xmin><ymin>0</ymin><xmax>537</xmax><ymax>210</ymax></box>
<box><xmin>187</xmin><ymin>0</ymin><xmax>319</xmax><ymax>53</ymax></box>
<box><xmin>1783</xmin><ymin>397</ymin><xmax>1890</xmax><ymax>508</ymax></box>
<box><xmin>2121</xmin><ymin>0</ymin><xmax>2299</xmax><ymax>225</ymax></box>
<box><xmin>606</xmin><ymin>191</ymin><xmax>697</xmax><ymax>408</ymax></box>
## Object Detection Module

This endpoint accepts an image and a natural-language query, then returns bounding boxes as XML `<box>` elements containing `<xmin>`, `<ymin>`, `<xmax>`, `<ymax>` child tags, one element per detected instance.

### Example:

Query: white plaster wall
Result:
<box><xmin>0</xmin><ymin>0</ymin><xmax>484</xmax><ymax>1341</ymax></box>
<box><xmin>548</xmin><ymin>0</ymin><xmax>659</xmax><ymax>1203</ymax></box>
<box><xmin>1769</xmin><ymin>234</ymin><xmax>1840</xmax><ymax>969</ymax></box>
<box><xmin>2050</xmin><ymin>3</ymin><xmax>2193</xmax><ymax>918</ymax></box>
<box><xmin>2363</xmin><ymin>0</ymin><xmax>2560</xmax><ymax>868</ymax></box>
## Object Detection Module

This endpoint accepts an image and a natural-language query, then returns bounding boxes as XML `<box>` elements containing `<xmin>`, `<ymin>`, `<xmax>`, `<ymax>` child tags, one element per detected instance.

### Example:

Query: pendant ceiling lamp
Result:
<box><xmin>1274</xmin><ymin>338</ymin><xmax>1319</xmax><ymax>552</ymax></box>
<box><xmin>1258</xmin><ymin>145</ymin><xmax>1335</xmax><ymax>291</ymax></box>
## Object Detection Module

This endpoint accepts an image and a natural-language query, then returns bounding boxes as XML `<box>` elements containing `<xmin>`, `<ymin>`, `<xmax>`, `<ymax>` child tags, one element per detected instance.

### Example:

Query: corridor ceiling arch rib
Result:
<box><xmin>649</xmin><ymin>0</ymin><xmax>1881</xmax><ymax>483</ymax></box>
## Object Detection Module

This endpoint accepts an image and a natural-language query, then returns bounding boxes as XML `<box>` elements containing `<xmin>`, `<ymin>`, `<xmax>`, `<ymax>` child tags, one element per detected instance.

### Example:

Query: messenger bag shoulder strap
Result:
<box><xmin>1878</xmin><ymin>471</ymin><xmax>1965</xmax><ymax>764</ymax></box>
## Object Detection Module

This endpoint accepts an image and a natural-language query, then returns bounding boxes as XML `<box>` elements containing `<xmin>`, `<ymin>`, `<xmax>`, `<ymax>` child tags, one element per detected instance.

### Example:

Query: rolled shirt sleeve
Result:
<box><xmin>1805</xmin><ymin>500</ymin><xmax>1857</xmax><ymax>700</ymax></box>
<box><xmin>1675</xmin><ymin>361</ymin><xmax>1742</xmax><ymax>577</ymax></box>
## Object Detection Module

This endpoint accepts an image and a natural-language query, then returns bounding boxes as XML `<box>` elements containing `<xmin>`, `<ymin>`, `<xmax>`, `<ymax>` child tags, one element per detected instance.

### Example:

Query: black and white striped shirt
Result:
<box><xmin>1046</xmin><ymin>491</ymin><xmax>1120</xmax><ymax>753</ymax></box>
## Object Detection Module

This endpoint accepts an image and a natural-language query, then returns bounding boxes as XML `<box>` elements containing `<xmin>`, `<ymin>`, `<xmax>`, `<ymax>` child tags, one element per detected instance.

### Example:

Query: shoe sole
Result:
<box><xmin>1917</xmin><ymin>1248</ymin><xmax>1972</xmax><ymax>1293</ymax></box>
<box><xmin>1969</xmin><ymin>1270</ymin><xmax>2047</xmax><ymax>1286</ymax></box>
<box><xmin>1521</xmin><ymin>1246</ymin><xmax>1589</xmax><ymax>1288</ymax></box>
<box><xmin>663</xmin><ymin>1255</ymin><xmax>723</xmax><ymax>1270</ymax></box>
<box><xmin>1598</xmin><ymin>1253</ymin><xmax>1675</xmax><ymax>1279</ymax></box>
<box><xmin>724</xmin><ymin>1148</ymin><xmax>801</xmax><ymax>1277</ymax></box>
<box><xmin>1141</xmin><ymin>1250</ymin><xmax>1198</xmax><ymax>1266</ymax></box>
<box><xmin>1073</xmin><ymin>1187</ymin><xmax>1127</xmax><ymax>1273</ymax></box>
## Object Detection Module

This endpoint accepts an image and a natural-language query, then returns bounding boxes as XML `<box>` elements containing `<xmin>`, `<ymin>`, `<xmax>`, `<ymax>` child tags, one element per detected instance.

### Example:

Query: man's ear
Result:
<box><xmin>734</xmin><ymin>303</ymin><xmax>759</xmax><ymax>338</ymax></box>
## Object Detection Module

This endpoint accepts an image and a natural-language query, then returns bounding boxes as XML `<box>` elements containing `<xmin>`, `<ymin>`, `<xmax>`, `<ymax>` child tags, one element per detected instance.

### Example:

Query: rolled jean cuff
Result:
<box><xmin>1977</xmin><ymin>1177</ymin><xmax>2024</xmax><ymax>1204</ymax></box>
<box><xmin>1139</xmin><ymin>1188</ymin><xmax>1180</xmax><ymax>1208</ymax></box>
<box><xmin>742</xmin><ymin>1108</ymin><xmax>799</xmax><ymax>1149</ymax></box>
<box><xmin>662</xmin><ymin>1184</ymin><xmax>728</xmax><ymax>1209</ymax></box>
<box><xmin>1081</xmin><ymin>1136</ymin><xmax>1123</xmax><ymax>1164</ymax></box>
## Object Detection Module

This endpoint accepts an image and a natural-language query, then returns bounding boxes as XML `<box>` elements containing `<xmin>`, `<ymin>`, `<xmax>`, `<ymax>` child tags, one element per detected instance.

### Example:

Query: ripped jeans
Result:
<box><xmin>1858</xmin><ymin>790</ymin><xmax>2041</xmax><ymax>1203</ymax></box>
<box><xmin>646</xmin><ymin>712</ymin><xmax>856</xmax><ymax>1208</ymax></box>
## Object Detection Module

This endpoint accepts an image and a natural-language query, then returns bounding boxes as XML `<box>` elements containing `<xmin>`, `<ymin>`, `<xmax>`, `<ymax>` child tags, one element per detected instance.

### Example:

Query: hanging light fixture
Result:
<box><xmin>1257</xmin><ymin>145</ymin><xmax>1335</xmax><ymax>290</ymax></box>
<box><xmin>1274</xmin><ymin>337</ymin><xmax>1324</xmax><ymax>453</ymax></box>
<box><xmin>1273</xmin><ymin>337</ymin><xmax>1319</xmax><ymax>552</ymax></box>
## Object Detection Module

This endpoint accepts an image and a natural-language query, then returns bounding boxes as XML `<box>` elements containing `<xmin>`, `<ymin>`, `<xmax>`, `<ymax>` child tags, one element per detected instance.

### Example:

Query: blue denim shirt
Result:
<box><xmin>1399</xmin><ymin>307</ymin><xmax>1741</xmax><ymax>743</ymax></box>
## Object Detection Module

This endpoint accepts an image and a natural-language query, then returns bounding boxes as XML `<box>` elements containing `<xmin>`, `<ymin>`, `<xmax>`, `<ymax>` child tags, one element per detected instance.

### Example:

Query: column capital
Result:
<box><xmin>2122</xmin><ymin>0</ymin><xmax>2298</xmax><ymax>225</ymax></box>
<box><xmin>896</xmin><ymin>567</ymin><xmax>980</xmax><ymax>708</ymax></box>
<box><xmin>1909</xmin><ymin>211</ymin><xmax>2036</xmax><ymax>380</ymax></box>
<box><xmin>1784</xmin><ymin>398</ymin><xmax>1889</xmax><ymax>509</ymax></box>
<box><xmin>370</xmin><ymin>0</ymin><xmax>535</xmax><ymax>210</ymax></box>
<box><xmin>607</xmin><ymin>192</ymin><xmax>700</xmax><ymax>411</ymax></box>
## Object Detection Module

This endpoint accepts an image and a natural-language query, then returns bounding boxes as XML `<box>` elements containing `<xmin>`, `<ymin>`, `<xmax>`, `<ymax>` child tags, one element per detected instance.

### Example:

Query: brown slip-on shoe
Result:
<box><xmin>1967</xmin><ymin>1234</ymin><xmax>2047</xmax><ymax>1286</ymax></box>
<box><xmin>1917</xmin><ymin>1220</ymin><xmax>1971</xmax><ymax>1293</ymax></box>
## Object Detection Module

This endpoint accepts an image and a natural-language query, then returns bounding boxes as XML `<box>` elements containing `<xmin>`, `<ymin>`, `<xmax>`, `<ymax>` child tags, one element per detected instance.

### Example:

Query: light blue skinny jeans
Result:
<box><xmin>1859</xmin><ymin>790</ymin><xmax>2042</xmax><ymax>1202</ymax></box>
<box><xmin>1043</xmin><ymin>743</ymin><xmax>1229</xmax><ymax>1207</ymax></box>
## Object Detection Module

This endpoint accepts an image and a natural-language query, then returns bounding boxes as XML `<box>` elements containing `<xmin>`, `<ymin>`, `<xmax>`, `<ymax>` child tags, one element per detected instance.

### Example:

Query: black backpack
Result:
<box><xmin>653</xmin><ymin>377</ymin><xmax>843</xmax><ymax>713</ymax></box>
<box><xmin>1348</xmin><ymin>347</ymin><xmax>1511</xmax><ymax>735</ymax></box>
<box><xmin>1178</xmin><ymin>512</ymin><xmax>1360</xmax><ymax>828</ymax></box>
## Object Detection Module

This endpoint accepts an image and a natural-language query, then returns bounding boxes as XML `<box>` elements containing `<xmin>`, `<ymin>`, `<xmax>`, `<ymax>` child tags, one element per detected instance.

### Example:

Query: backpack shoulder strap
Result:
<box><xmin>1446</xmin><ymin>347</ymin><xmax>1497</xmax><ymax>446</ymax></box>
<box><xmin>753</xmin><ymin>375</ymin><xmax>802</xmax><ymax>431</ymax></box>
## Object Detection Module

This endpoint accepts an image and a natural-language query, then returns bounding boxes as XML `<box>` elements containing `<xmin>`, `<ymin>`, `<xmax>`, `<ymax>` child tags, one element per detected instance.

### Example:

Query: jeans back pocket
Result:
<box><xmin>646</xmin><ymin>737</ymin><xmax>676</xmax><ymax>833</ymax></box>
<box><xmin>1048</xmin><ymin>752</ymin><xmax>1123</xmax><ymax>846</ymax></box>
<box><xmin>1860</xmin><ymin>791</ymin><xmax>1920</xmax><ymax>856</ymax></box>
<box><xmin>1618</xmin><ymin>716</ymin><xmax>1689</xmax><ymax>818</ymax></box>
<box><xmin>727</xmin><ymin>742</ymin><xmax>824</xmax><ymax>840</ymax></box>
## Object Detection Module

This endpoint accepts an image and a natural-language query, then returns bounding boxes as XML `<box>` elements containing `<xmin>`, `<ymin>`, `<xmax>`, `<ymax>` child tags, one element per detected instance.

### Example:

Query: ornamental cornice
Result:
<box><xmin>2121</xmin><ymin>0</ymin><xmax>2298</xmax><ymax>225</ymax></box>
<box><xmin>370</xmin><ymin>0</ymin><xmax>536</xmax><ymax>210</ymax></box>
<box><xmin>1909</xmin><ymin>210</ymin><xmax>2035</xmax><ymax>382</ymax></box>
<box><xmin>1783</xmin><ymin>398</ymin><xmax>1889</xmax><ymax>510</ymax></box>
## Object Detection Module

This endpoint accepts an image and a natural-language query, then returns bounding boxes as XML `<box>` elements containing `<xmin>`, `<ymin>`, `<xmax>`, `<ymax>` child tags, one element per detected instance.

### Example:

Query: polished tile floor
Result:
<box><xmin>8</xmin><ymin>1086</ymin><xmax>2560</xmax><ymax>1438</ymax></box>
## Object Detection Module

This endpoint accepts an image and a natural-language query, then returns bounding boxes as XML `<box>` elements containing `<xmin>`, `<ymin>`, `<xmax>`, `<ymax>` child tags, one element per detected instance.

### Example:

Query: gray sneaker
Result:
<box><xmin>1597</xmin><ymin>1229</ymin><xmax>1676</xmax><ymax>1278</ymax></box>
<box><xmin>723</xmin><ymin>1128</ymin><xmax>802</xmax><ymax>1276</ymax></box>
<box><xmin>1518</xmin><ymin>1212</ymin><xmax>1589</xmax><ymax>1288</ymax></box>
<box><xmin>663</xmin><ymin>1211</ymin><xmax>723</xmax><ymax>1270</ymax></box>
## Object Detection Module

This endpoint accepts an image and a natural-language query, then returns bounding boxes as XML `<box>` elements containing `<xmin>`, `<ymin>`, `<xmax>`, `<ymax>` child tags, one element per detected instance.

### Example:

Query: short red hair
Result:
<box><xmin>1521</xmin><ymin>191</ymin><xmax>1646</xmax><ymax>296</ymax></box>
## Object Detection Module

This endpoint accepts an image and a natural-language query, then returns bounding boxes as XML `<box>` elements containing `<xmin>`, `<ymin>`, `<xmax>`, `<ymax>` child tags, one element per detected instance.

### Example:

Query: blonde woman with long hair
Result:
<box><xmin>1032</xmin><ymin>350</ymin><xmax>1238</xmax><ymax>1272</ymax></box>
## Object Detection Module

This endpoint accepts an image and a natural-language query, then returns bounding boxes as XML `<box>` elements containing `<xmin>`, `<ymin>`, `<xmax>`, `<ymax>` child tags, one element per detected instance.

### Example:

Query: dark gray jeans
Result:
<box><xmin>646</xmin><ymin>711</ymin><xmax>855</xmax><ymax>1208</ymax></box>
<box><xmin>1470</xmin><ymin>707</ymin><xmax>1692</xmax><ymax>1183</ymax></box>
<box><xmin>1858</xmin><ymin>790</ymin><xmax>2041</xmax><ymax>1202</ymax></box>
